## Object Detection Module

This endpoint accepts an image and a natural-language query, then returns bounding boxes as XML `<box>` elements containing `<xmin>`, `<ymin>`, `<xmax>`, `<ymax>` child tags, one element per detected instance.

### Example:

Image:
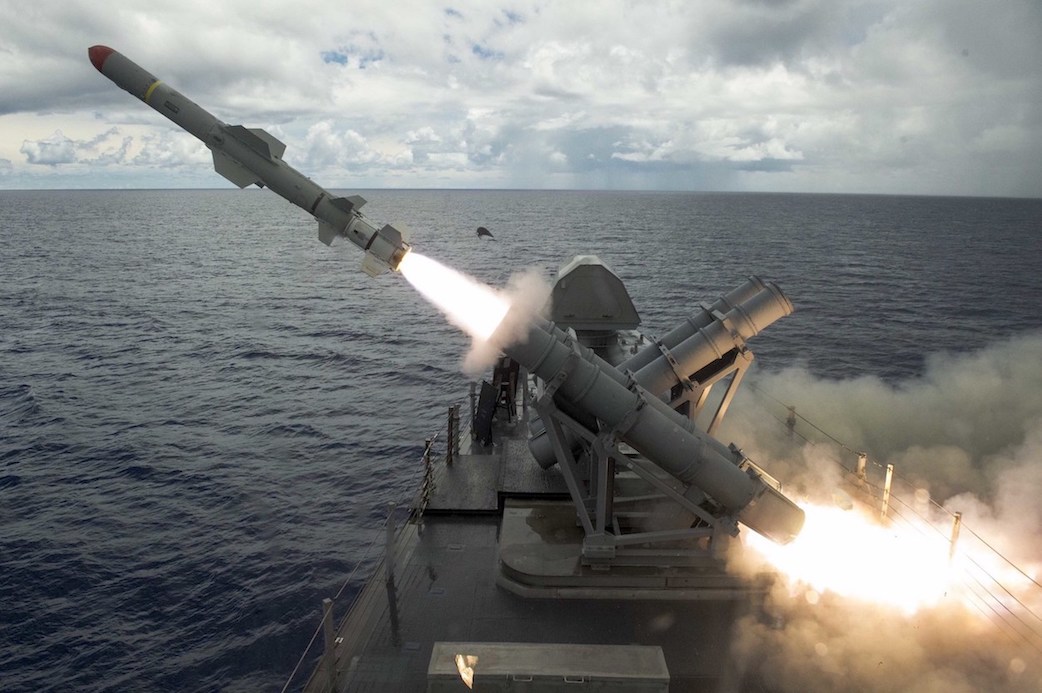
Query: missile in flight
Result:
<box><xmin>88</xmin><ymin>45</ymin><xmax>410</xmax><ymax>276</ymax></box>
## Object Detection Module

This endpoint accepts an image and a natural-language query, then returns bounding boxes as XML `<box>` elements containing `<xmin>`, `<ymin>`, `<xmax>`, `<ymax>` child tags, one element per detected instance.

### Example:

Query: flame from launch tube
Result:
<box><xmin>744</xmin><ymin>503</ymin><xmax>954</xmax><ymax>614</ymax></box>
<box><xmin>398</xmin><ymin>253</ymin><xmax>510</xmax><ymax>341</ymax></box>
<box><xmin>743</xmin><ymin>501</ymin><xmax>1040</xmax><ymax>622</ymax></box>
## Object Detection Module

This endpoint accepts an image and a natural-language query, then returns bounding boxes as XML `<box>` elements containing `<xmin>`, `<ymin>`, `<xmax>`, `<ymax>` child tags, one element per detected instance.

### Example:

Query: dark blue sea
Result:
<box><xmin>2</xmin><ymin>190</ymin><xmax>1041</xmax><ymax>691</ymax></box>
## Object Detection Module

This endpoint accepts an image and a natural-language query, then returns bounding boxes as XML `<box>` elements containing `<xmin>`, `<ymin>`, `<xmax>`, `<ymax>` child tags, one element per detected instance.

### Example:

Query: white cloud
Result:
<box><xmin>20</xmin><ymin>131</ymin><xmax>78</xmax><ymax>166</ymax></box>
<box><xmin>0</xmin><ymin>0</ymin><xmax>1038</xmax><ymax>194</ymax></box>
<box><xmin>302</xmin><ymin>121</ymin><xmax>382</xmax><ymax>169</ymax></box>
<box><xmin>131</xmin><ymin>129</ymin><xmax>211</xmax><ymax>169</ymax></box>
<box><xmin>19</xmin><ymin>127</ymin><xmax>131</xmax><ymax>166</ymax></box>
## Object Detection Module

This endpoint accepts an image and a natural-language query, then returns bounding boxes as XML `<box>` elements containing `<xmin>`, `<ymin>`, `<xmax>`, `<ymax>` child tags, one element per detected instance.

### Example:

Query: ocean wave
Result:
<box><xmin>2</xmin><ymin>189</ymin><xmax>1040</xmax><ymax>692</ymax></box>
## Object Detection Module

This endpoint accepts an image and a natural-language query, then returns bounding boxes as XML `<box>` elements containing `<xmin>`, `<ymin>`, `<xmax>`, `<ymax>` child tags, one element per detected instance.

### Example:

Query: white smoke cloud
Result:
<box><xmin>721</xmin><ymin>332</ymin><xmax>1042</xmax><ymax>499</ymax></box>
<box><xmin>731</xmin><ymin>583</ymin><xmax>1038</xmax><ymax>692</ymax></box>
<box><xmin>944</xmin><ymin>426</ymin><xmax>1042</xmax><ymax>567</ymax></box>
<box><xmin>462</xmin><ymin>267</ymin><xmax>551</xmax><ymax>376</ymax></box>
<box><xmin>720</xmin><ymin>331</ymin><xmax>1042</xmax><ymax>692</ymax></box>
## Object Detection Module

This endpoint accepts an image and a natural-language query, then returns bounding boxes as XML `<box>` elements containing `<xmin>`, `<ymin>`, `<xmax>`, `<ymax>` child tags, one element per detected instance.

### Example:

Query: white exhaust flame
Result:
<box><xmin>742</xmin><ymin>503</ymin><xmax>953</xmax><ymax>614</ymax></box>
<box><xmin>398</xmin><ymin>252</ymin><xmax>510</xmax><ymax>341</ymax></box>
<box><xmin>723</xmin><ymin>333</ymin><xmax>1042</xmax><ymax>690</ymax></box>
<box><xmin>399</xmin><ymin>251</ymin><xmax>550</xmax><ymax>376</ymax></box>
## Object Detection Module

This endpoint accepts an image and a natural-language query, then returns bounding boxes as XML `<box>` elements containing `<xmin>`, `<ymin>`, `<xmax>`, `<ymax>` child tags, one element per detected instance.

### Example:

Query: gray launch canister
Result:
<box><xmin>630</xmin><ymin>280</ymin><xmax>794</xmax><ymax>397</ymax></box>
<box><xmin>527</xmin><ymin>278</ymin><xmax>794</xmax><ymax>471</ymax></box>
<box><xmin>496</xmin><ymin>312</ymin><xmax>805</xmax><ymax>545</ymax></box>
<box><xmin>620</xmin><ymin>276</ymin><xmax>771</xmax><ymax>379</ymax></box>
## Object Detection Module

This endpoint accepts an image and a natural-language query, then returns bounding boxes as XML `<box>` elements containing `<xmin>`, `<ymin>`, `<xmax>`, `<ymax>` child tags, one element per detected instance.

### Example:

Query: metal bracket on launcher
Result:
<box><xmin>591</xmin><ymin>426</ymin><xmax>622</xmax><ymax>538</ymax></box>
<box><xmin>540</xmin><ymin>332</ymin><xmax>582</xmax><ymax>402</ymax></box>
<box><xmin>651</xmin><ymin>335</ymin><xmax>695</xmax><ymax>392</ymax></box>
<box><xmin>614</xmin><ymin>371</ymin><xmax>649</xmax><ymax>438</ymax></box>
<box><xmin>532</xmin><ymin>397</ymin><xmax>597</xmax><ymax>536</ymax></box>
<box><xmin>590</xmin><ymin>372</ymin><xmax>646</xmax><ymax>534</ymax></box>
<box><xmin>532</xmin><ymin>368</ymin><xmax>627</xmax><ymax>557</ymax></box>
<box><xmin>616</xmin><ymin>453</ymin><xmax>734</xmax><ymax>535</ymax></box>
<box><xmin>588</xmin><ymin>377</ymin><xmax>656</xmax><ymax>557</ymax></box>
<box><xmin>710</xmin><ymin>307</ymin><xmax>747</xmax><ymax>352</ymax></box>
<box><xmin>591</xmin><ymin>429</ymin><xmax>618</xmax><ymax>466</ymax></box>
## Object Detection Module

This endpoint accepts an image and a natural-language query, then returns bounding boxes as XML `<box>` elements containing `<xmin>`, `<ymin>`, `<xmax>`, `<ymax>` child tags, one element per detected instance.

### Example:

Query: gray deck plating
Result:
<box><xmin>426</xmin><ymin>425</ymin><xmax>569</xmax><ymax>514</ymax></box>
<box><xmin>307</xmin><ymin>430</ymin><xmax>751</xmax><ymax>692</ymax></box>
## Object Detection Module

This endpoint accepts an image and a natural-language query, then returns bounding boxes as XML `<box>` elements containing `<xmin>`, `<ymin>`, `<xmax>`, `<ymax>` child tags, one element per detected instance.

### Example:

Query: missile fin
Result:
<box><xmin>318</xmin><ymin>221</ymin><xmax>340</xmax><ymax>246</ymax></box>
<box><xmin>245</xmin><ymin>127</ymin><xmax>286</xmax><ymax>159</ymax></box>
<box><xmin>360</xmin><ymin>252</ymin><xmax>387</xmax><ymax>277</ymax></box>
<box><xmin>329</xmin><ymin>194</ymin><xmax>367</xmax><ymax>214</ymax></box>
<box><xmin>224</xmin><ymin>124</ymin><xmax>286</xmax><ymax>160</ymax></box>
<box><xmin>212</xmin><ymin>150</ymin><xmax>261</xmax><ymax>188</ymax></box>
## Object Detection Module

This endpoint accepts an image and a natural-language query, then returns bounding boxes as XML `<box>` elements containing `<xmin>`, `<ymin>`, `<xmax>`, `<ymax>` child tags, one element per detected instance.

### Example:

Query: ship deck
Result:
<box><xmin>304</xmin><ymin>417</ymin><xmax>758</xmax><ymax>692</ymax></box>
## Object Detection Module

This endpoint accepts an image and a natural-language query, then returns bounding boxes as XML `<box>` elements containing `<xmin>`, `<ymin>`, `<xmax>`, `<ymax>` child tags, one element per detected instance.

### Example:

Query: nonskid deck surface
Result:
<box><xmin>424</xmin><ymin>422</ymin><xmax>570</xmax><ymax>514</ymax></box>
<box><xmin>307</xmin><ymin>428</ymin><xmax>753</xmax><ymax>692</ymax></box>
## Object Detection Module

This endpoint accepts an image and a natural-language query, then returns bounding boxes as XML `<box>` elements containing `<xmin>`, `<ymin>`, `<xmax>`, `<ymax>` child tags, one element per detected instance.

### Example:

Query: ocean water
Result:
<box><xmin>1</xmin><ymin>189</ymin><xmax>1040</xmax><ymax>691</ymax></box>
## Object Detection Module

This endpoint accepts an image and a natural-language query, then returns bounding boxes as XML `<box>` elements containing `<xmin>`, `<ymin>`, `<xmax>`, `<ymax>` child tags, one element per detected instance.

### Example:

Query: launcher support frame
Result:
<box><xmin>532</xmin><ymin>390</ymin><xmax>737</xmax><ymax>567</ymax></box>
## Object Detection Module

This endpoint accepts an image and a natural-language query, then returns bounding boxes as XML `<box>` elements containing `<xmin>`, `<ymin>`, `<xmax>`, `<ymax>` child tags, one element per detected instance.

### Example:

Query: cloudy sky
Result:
<box><xmin>1</xmin><ymin>0</ymin><xmax>1040</xmax><ymax>196</ymax></box>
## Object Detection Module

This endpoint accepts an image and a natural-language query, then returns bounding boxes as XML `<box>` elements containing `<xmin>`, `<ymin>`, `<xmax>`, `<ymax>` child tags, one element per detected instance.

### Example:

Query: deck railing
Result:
<box><xmin>749</xmin><ymin>382</ymin><xmax>1042</xmax><ymax>657</ymax></box>
<box><xmin>283</xmin><ymin>393</ymin><xmax>475</xmax><ymax>693</ymax></box>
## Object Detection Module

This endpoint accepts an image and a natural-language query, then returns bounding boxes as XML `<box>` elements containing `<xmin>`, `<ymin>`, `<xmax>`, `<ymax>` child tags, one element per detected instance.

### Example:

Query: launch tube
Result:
<box><xmin>498</xmin><ymin>312</ymin><xmax>804</xmax><ymax>544</ymax></box>
<box><xmin>528</xmin><ymin>279</ymin><xmax>792</xmax><ymax>468</ymax></box>
<box><xmin>632</xmin><ymin>281</ymin><xmax>793</xmax><ymax>397</ymax></box>
<box><xmin>620</xmin><ymin>276</ymin><xmax>768</xmax><ymax>375</ymax></box>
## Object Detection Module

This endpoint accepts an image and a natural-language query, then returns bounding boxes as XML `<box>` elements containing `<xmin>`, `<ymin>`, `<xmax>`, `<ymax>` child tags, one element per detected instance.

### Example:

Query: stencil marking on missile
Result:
<box><xmin>88</xmin><ymin>45</ymin><xmax>410</xmax><ymax>277</ymax></box>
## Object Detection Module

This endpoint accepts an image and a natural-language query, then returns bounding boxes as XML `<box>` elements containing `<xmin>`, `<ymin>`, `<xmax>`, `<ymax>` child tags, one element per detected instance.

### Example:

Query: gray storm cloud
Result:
<box><xmin>0</xmin><ymin>0</ymin><xmax>1039</xmax><ymax>194</ymax></box>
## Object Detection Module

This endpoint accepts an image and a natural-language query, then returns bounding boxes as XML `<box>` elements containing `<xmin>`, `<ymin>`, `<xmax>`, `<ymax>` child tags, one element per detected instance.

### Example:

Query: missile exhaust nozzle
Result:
<box><xmin>361</xmin><ymin>223</ymin><xmax>411</xmax><ymax>277</ymax></box>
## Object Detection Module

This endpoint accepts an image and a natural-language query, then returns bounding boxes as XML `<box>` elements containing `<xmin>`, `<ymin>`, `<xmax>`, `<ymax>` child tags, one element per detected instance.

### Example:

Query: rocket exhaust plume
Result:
<box><xmin>721</xmin><ymin>335</ymin><xmax>1042</xmax><ymax>691</ymax></box>
<box><xmin>397</xmin><ymin>253</ymin><xmax>509</xmax><ymax>341</ymax></box>
<box><xmin>397</xmin><ymin>252</ymin><xmax>550</xmax><ymax>375</ymax></box>
<box><xmin>742</xmin><ymin>502</ymin><xmax>954</xmax><ymax>614</ymax></box>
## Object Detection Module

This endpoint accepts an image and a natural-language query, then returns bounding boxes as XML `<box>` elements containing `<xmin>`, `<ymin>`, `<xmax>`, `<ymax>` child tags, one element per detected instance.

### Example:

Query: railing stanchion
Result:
<box><xmin>880</xmin><ymin>464</ymin><xmax>894</xmax><ymax>520</ymax></box>
<box><xmin>949</xmin><ymin>511</ymin><xmax>963</xmax><ymax>563</ymax></box>
<box><xmin>321</xmin><ymin>598</ymin><xmax>336</xmax><ymax>689</ymax></box>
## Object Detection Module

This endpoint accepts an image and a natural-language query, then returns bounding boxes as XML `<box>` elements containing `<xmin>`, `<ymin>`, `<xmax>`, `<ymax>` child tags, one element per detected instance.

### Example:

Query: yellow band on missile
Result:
<box><xmin>143</xmin><ymin>80</ymin><xmax>162</xmax><ymax>104</ymax></box>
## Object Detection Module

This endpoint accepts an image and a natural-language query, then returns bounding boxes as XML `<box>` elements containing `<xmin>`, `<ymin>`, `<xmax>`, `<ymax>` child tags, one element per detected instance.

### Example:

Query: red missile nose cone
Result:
<box><xmin>89</xmin><ymin>45</ymin><xmax>114</xmax><ymax>72</ymax></box>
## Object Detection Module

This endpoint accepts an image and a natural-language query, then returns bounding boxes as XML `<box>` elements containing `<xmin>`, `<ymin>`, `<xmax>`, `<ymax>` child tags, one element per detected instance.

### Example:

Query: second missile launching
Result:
<box><xmin>88</xmin><ymin>45</ymin><xmax>410</xmax><ymax>277</ymax></box>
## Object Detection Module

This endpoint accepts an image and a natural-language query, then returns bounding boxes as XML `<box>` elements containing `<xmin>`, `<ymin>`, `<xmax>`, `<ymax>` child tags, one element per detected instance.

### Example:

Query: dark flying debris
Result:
<box><xmin>476</xmin><ymin>226</ymin><xmax>494</xmax><ymax>239</ymax></box>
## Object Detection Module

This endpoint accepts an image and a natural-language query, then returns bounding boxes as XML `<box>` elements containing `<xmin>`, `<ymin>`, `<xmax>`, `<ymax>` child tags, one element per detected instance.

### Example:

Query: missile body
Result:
<box><xmin>88</xmin><ymin>46</ymin><xmax>409</xmax><ymax>276</ymax></box>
